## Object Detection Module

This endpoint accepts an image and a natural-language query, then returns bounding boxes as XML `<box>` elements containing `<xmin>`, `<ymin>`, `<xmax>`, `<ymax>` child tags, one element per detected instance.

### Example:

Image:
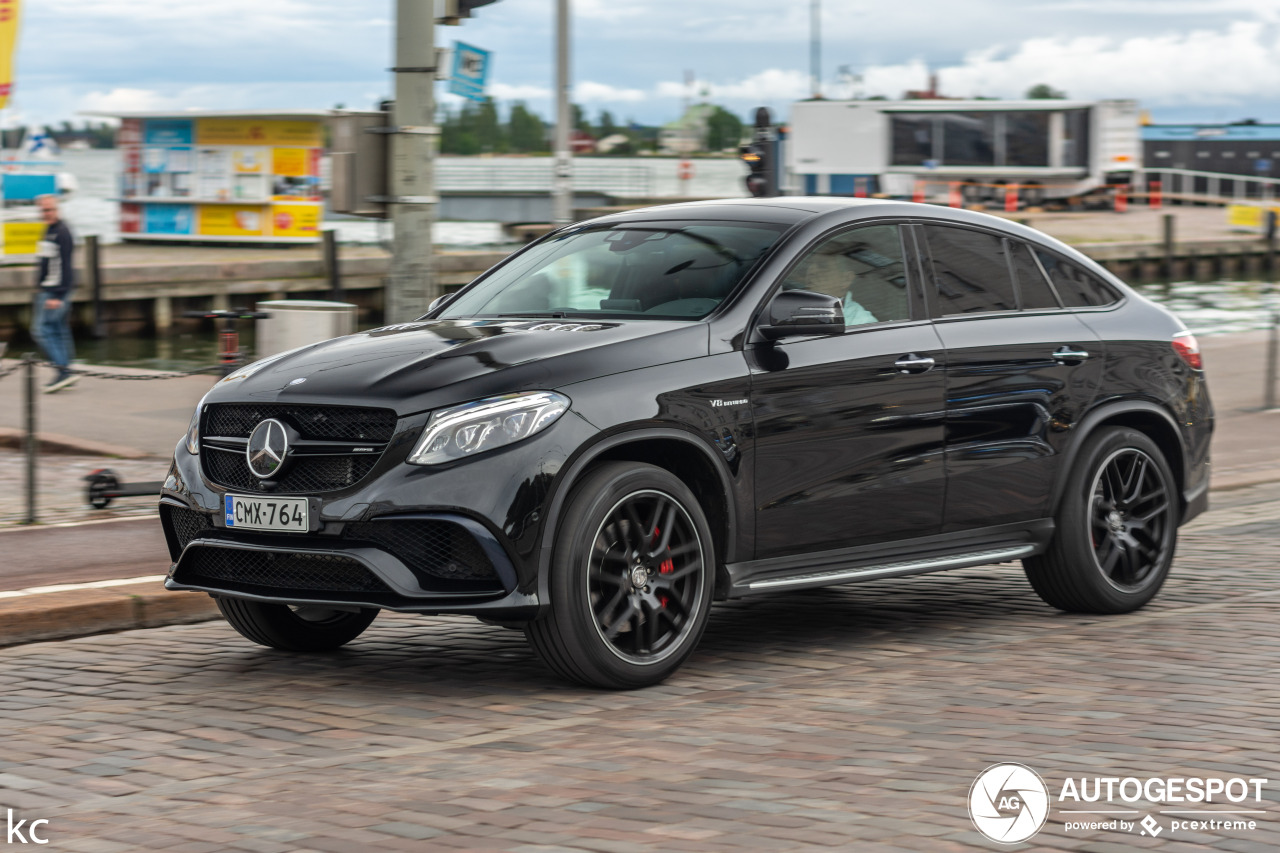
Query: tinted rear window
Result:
<box><xmin>1009</xmin><ymin>240</ymin><xmax>1059</xmax><ymax>310</ymax></box>
<box><xmin>1035</xmin><ymin>250</ymin><xmax>1121</xmax><ymax>307</ymax></box>
<box><xmin>921</xmin><ymin>225</ymin><xmax>1017</xmax><ymax>315</ymax></box>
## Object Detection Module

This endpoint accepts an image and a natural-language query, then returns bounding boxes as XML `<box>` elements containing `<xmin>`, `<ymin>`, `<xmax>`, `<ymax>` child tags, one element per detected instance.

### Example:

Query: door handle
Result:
<box><xmin>894</xmin><ymin>353</ymin><xmax>936</xmax><ymax>374</ymax></box>
<box><xmin>1052</xmin><ymin>346</ymin><xmax>1090</xmax><ymax>364</ymax></box>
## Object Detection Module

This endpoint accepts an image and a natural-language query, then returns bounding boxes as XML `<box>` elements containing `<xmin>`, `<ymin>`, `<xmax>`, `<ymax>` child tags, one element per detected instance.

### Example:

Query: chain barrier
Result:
<box><xmin>0</xmin><ymin>357</ymin><xmax>224</xmax><ymax>383</ymax></box>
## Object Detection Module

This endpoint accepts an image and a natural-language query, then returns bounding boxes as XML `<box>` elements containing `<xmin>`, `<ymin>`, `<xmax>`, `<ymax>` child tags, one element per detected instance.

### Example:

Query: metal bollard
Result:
<box><xmin>23</xmin><ymin>353</ymin><xmax>37</xmax><ymax>524</ymax></box>
<box><xmin>1266</xmin><ymin>311</ymin><xmax>1279</xmax><ymax>411</ymax></box>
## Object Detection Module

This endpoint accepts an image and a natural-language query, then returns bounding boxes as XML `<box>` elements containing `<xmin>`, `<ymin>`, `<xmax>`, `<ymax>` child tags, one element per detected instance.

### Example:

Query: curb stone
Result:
<box><xmin>0</xmin><ymin>580</ymin><xmax>219</xmax><ymax>647</ymax></box>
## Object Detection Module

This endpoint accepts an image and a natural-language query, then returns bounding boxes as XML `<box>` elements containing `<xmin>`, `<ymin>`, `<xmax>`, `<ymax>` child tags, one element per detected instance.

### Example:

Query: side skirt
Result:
<box><xmin>724</xmin><ymin>520</ymin><xmax>1054</xmax><ymax>598</ymax></box>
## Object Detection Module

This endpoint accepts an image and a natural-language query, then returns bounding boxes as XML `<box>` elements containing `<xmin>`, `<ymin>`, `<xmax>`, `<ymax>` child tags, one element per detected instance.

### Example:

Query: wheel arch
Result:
<box><xmin>534</xmin><ymin>427</ymin><xmax>740</xmax><ymax>607</ymax></box>
<box><xmin>1052</xmin><ymin>400</ymin><xmax>1188</xmax><ymax>517</ymax></box>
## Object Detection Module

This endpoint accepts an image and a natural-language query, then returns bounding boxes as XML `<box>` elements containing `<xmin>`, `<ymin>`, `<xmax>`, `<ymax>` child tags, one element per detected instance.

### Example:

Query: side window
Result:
<box><xmin>1035</xmin><ymin>249</ymin><xmax>1121</xmax><ymax>307</ymax></box>
<box><xmin>780</xmin><ymin>224</ymin><xmax>911</xmax><ymax>328</ymax></box>
<box><xmin>921</xmin><ymin>225</ymin><xmax>1017</xmax><ymax>315</ymax></box>
<box><xmin>1008</xmin><ymin>240</ymin><xmax>1060</xmax><ymax>310</ymax></box>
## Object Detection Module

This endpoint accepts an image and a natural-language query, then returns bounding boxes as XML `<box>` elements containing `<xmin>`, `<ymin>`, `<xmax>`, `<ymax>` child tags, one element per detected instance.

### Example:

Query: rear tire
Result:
<box><xmin>216</xmin><ymin>597</ymin><xmax>379</xmax><ymax>651</ymax></box>
<box><xmin>1024</xmin><ymin>427</ymin><xmax>1178</xmax><ymax>613</ymax></box>
<box><xmin>525</xmin><ymin>462</ymin><xmax>715</xmax><ymax>689</ymax></box>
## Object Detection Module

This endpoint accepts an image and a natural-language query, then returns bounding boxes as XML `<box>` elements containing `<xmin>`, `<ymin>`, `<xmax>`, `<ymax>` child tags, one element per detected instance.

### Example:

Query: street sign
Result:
<box><xmin>448</xmin><ymin>41</ymin><xmax>491</xmax><ymax>102</ymax></box>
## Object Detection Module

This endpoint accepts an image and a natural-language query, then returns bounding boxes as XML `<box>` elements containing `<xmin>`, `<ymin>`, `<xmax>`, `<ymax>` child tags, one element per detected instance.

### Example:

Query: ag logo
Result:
<box><xmin>969</xmin><ymin>763</ymin><xmax>1050</xmax><ymax>844</ymax></box>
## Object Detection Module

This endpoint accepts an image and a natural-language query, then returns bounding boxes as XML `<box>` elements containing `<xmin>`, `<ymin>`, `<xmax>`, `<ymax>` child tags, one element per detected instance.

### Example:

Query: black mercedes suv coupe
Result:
<box><xmin>160</xmin><ymin>198</ymin><xmax>1212</xmax><ymax>688</ymax></box>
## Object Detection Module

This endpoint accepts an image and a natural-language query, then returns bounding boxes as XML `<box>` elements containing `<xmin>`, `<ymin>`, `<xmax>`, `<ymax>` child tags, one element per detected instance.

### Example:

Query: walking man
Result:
<box><xmin>32</xmin><ymin>194</ymin><xmax>78</xmax><ymax>392</ymax></box>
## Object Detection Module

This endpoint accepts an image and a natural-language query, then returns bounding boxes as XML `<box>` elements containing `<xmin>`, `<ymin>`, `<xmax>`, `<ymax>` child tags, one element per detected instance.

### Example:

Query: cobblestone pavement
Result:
<box><xmin>0</xmin><ymin>449</ymin><xmax>166</xmax><ymax>526</ymax></box>
<box><xmin>0</xmin><ymin>485</ymin><xmax>1277</xmax><ymax>852</ymax></box>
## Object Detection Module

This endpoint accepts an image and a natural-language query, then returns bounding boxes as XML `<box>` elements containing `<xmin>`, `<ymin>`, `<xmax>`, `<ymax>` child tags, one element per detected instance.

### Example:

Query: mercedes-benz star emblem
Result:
<box><xmin>246</xmin><ymin>418</ymin><xmax>290</xmax><ymax>479</ymax></box>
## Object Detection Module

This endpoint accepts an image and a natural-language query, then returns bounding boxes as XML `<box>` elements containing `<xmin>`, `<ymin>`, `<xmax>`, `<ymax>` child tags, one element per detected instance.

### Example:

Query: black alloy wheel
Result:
<box><xmin>1088</xmin><ymin>447</ymin><xmax>1172</xmax><ymax>591</ymax></box>
<box><xmin>588</xmin><ymin>489</ymin><xmax>704</xmax><ymax>663</ymax></box>
<box><xmin>1024</xmin><ymin>427</ymin><xmax>1178</xmax><ymax>614</ymax></box>
<box><xmin>525</xmin><ymin>462</ymin><xmax>714</xmax><ymax>689</ymax></box>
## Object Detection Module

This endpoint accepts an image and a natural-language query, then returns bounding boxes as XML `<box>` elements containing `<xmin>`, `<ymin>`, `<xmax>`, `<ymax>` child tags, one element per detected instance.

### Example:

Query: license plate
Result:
<box><xmin>224</xmin><ymin>494</ymin><xmax>309</xmax><ymax>532</ymax></box>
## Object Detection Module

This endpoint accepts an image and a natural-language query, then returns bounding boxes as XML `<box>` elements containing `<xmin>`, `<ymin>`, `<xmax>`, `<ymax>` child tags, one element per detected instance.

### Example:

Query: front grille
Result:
<box><xmin>346</xmin><ymin>519</ymin><xmax>498</xmax><ymax>584</ymax></box>
<box><xmin>204</xmin><ymin>449</ymin><xmax>378</xmax><ymax>494</ymax></box>
<box><xmin>161</xmin><ymin>504</ymin><xmax>212</xmax><ymax>551</ymax></box>
<box><xmin>205</xmin><ymin>404</ymin><xmax>396</xmax><ymax>442</ymax></box>
<box><xmin>177</xmin><ymin>547</ymin><xmax>392</xmax><ymax>594</ymax></box>
<box><xmin>201</xmin><ymin>403</ymin><xmax>396</xmax><ymax>494</ymax></box>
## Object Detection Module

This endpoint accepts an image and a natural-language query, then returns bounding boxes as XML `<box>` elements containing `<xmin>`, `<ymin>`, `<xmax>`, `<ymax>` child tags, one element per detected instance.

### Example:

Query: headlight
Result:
<box><xmin>184</xmin><ymin>401</ymin><xmax>202</xmax><ymax>455</ymax></box>
<box><xmin>408</xmin><ymin>391</ymin><xmax>570</xmax><ymax>466</ymax></box>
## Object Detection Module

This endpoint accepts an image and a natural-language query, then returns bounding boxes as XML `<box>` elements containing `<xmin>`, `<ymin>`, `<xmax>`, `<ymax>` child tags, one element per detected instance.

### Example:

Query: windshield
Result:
<box><xmin>440</xmin><ymin>221</ymin><xmax>787</xmax><ymax>321</ymax></box>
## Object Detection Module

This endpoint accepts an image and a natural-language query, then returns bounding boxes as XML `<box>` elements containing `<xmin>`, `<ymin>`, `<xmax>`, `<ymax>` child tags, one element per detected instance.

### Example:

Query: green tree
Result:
<box><xmin>597</xmin><ymin>110</ymin><xmax>617</xmax><ymax>139</ymax></box>
<box><xmin>1025</xmin><ymin>84</ymin><xmax>1066</xmax><ymax>99</ymax></box>
<box><xmin>572</xmin><ymin>103</ymin><xmax>591</xmax><ymax>135</ymax></box>
<box><xmin>476</xmin><ymin>97</ymin><xmax>505</xmax><ymax>153</ymax></box>
<box><xmin>705</xmin><ymin>106</ymin><xmax>744</xmax><ymax>152</ymax></box>
<box><xmin>508</xmin><ymin>102</ymin><xmax>546</xmax><ymax>153</ymax></box>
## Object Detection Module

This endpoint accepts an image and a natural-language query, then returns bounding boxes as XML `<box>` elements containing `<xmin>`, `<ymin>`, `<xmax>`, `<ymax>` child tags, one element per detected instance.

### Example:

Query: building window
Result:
<box><xmin>940</xmin><ymin>113</ymin><xmax>997</xmax><ymax>167</ymax></box>
<box><xmin>1004</xmin><ymin>112</ymin><xmax>1050</xmax><ymax>167</ymax></box>
<box><xmin>890</xmin><ymin>116</ymin><xmax>935</xmax><ymax>166</ymax></box>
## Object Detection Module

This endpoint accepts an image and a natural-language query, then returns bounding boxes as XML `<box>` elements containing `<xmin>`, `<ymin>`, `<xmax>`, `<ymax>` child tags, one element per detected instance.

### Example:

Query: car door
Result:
<box><xmin>749</xmin><ymin>221</ymin><xmax>947</xmax><ymax>560</ymax></box>
<box><xmin>915</xmin><ymin>223</ymin><xmax>1104</xmax><ymax>532</ymax></box>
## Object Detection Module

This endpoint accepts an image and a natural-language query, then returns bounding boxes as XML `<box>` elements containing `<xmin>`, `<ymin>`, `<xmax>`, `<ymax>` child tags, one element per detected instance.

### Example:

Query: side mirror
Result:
<box><xmin>427</xmin><ymin>292</ymin><xmax>455</xmax><ymax>315</ymax></box>
<box><xmin>759</xmin><ymin>290</ymin><xmax>845</xmax><ymax>341</ymax></box>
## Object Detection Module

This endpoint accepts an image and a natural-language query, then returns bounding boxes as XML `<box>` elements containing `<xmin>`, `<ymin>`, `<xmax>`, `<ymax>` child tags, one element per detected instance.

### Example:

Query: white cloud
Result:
<box><xmin>575</xmin><ymin>81</ymin><xmax>646</xmax><ymax>103</ymax></box>
<box><xmin>933</xmin><ymin>21</ymin><xmax>1280</xmax><ymax>104</ymax></box>
<box><xmin>78</xmin><ymin>88</ymin><xmax>189</xmax><ymax>116</ymax></box>
<box><xmin>488</xmin><ymin>82</ymin><xmax>552</xmax><ymax>101</ymax></box>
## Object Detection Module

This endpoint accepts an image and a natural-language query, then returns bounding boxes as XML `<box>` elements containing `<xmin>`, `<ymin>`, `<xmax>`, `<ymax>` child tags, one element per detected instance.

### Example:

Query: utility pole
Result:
<box><xmin>552</xmin><ymin>0</ymin><xmax>573</xmax><ymax>225</ymax></box>
<box><xmin>810</xmin><ymin>0</ymin><xmax>821</xmax><ymax>99</ymax></box>
<box><xmin>387</xmin><ymin>0</ymin><xmax>439</xmax><ymax>323</ymax></box>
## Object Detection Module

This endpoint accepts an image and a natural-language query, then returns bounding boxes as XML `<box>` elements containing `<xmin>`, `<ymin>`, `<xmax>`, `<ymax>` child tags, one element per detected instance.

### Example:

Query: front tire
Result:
<box><xmin>216</xmin><ymin>597</ymin><xmax>379</xmax><ymax>651</ymax></box>
<box><xmin>525</xmin><ymin>462</ymin><xmax>715</xmax><ymax>689</ymax></box>
<box><xmin>1024</xmin><ymin>427</ymin><xmax>1178</xmax><ymax>613</ymax></box>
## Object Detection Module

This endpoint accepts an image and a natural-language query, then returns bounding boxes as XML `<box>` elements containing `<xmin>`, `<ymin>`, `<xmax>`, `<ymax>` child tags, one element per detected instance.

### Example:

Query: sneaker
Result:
<box><xmin>43</xmin><ymin>372</ymin><xmax>79</xmax><ymax>393</ymax></box>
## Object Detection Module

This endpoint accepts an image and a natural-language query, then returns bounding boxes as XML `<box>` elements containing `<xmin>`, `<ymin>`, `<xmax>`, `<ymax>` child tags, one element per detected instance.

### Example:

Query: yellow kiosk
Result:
<box><xmin>93</xmin><ymin>110</ymin><xmax>329</xmax><ymax>243</ymax></box>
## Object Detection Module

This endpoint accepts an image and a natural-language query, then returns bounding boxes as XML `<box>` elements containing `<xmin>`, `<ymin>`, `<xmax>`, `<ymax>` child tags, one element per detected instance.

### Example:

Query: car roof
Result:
<box><xmin>581</xmin><ymin>197</ymin><xmax>1129</xmax><ymax>294</ymax></box>
<box><xmin>589</xmin><ymin>196</ymin><xmax>1051</xmax><ymax>239</ymax></box>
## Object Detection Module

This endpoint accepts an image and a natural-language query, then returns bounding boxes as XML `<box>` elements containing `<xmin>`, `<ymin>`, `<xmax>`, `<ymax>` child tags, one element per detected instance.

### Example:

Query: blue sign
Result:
<box><xmin>1257</xmin><ymin>159</ymin><xmax>1273</xmax><ymax>173</ymax></box>
<box><xmin>449</xmin><ymin>41</ymin><xmax>491</xmax><ymax>103</ymax></box>
<box><xmin>144</xmin><ymin>204</ymin><xmax>193</xmax><ymax>235</ymax></box>
<box><xmin>144</xmin><ymin>119</ymin><xmax>193</xmax><ymax>146</ymax></box>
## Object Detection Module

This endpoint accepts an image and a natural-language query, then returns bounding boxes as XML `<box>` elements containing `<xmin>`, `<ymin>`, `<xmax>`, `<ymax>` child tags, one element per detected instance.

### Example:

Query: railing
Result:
<box><xmin>435</xmin><ymin>162</ymin><xmax>653</xmax><ymax>196</ymax></box>
<box><xmin>1136</xmin><ymin>168</ymin><xmax>1280</xmax><ymax>204</ymax></box>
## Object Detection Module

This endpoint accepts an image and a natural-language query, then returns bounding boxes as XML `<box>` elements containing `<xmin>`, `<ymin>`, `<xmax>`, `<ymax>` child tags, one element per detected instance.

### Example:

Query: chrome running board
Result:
<box><xmin>743</xmin><ymin>545</ymin><xmax>1037</xmax><ymax>592</ymax></box>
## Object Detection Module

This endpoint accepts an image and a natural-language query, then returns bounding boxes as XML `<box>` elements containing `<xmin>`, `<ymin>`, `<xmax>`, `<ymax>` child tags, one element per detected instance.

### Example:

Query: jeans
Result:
<box><xmin>32</xmin><ymin>293</ymin><xmax>75</xmax><ymax>371</ymax></box>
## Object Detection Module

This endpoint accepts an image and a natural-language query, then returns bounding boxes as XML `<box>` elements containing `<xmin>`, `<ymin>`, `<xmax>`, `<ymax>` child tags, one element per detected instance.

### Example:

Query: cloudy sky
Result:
<box><xmin>13</xmin><ymin>0</ymin><xmax>1280</xmax><ymax>129</ymax></box>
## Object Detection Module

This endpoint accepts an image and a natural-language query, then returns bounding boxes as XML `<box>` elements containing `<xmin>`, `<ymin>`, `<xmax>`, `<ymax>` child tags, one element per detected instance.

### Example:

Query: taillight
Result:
<box><xmin>1172</xmin><ymin>332</ymin><xmax>1202</xmax><ymax>370</ymax></box>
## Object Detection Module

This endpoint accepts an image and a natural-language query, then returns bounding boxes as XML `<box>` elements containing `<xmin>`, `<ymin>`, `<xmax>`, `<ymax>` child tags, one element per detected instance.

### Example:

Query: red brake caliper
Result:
<box><xmin>651</xmin><ymin>527</ymin><xmax>674</xmax><ymax>608</ymax></box>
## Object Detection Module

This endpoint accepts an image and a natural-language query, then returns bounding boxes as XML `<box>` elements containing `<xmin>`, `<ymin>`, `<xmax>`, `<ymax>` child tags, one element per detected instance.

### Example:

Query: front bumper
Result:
<box><xmin>160</xmin><ymin>411</ymin><xmax>594</xmax><ymax>619</ymax></box>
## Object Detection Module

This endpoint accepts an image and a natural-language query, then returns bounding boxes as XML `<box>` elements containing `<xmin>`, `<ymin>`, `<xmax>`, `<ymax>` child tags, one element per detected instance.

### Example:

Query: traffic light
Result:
<box><xmin>741</xmin><ymin>106</ymin><xmax>777</xmax><ymax>198</ymax></box>
<box><xmin>439</xmin><ymin>0</ymin><xmax>501</xmax><ymax>23</ymax></box>
<box><xmin>740</xmin><ymin>143</ymin><xmax>771</xmax><ymax>198</ymax></box>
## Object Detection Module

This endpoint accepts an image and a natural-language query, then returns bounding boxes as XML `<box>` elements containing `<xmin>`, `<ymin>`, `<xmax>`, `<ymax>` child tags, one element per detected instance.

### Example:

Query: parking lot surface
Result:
<box><xmin>1</xmin><ymin>484</ymin><xmax>1277</xmax><ymax>852</ymax></box>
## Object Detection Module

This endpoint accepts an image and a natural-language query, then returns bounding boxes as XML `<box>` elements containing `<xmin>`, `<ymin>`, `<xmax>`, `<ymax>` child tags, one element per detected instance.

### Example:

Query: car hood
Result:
<box><xmin>205</xmin><ymin>318</ymin><xmax>710</xmax><ymax>415</ymax></box>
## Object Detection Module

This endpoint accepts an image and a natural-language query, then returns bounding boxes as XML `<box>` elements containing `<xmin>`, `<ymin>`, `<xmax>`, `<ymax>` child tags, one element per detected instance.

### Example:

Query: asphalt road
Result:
<box><xmin>0</xmin><ymin>516</ymin><xmax>169</xmax><ymax>590</ymax></box>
